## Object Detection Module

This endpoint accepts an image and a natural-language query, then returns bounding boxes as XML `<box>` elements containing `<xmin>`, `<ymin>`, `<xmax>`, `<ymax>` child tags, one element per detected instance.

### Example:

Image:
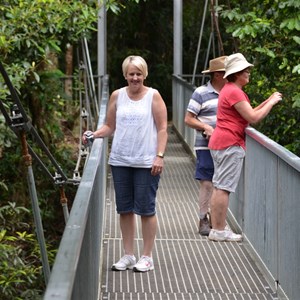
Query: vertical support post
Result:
<box><xmin>59</xmin><ymin>186</ymin><xmax>69</xmax><ymax>223</ymax></box>
<box><xmin>98</xmin><ymin>0</ymin><xmax>107</xmax><ymax>108</ymax></box>
<box><xmin>173</xmin><ymin>0</ymin><xmax>182</xmax><ymax>76</ymax></box>
<box><xmin>20</xmin><ymin>132</ymin><xmax>50</xmax><ymax>284</ymax></box>
<box><xmin>173</xmin><ymin>0</ymin><xmax>183</xmax><ymax>128</ymax></box>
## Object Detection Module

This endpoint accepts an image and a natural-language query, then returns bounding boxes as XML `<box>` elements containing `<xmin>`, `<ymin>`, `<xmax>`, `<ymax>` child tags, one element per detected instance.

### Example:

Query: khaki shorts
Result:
<box><xmin>210</xmin><ymin>146</ymin><xmax>245</xmax><ymax>193</ymax></box>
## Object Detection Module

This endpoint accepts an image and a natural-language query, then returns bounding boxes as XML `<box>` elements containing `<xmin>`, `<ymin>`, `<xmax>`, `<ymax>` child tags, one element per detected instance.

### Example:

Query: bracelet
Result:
<box><xmin>157</xmin><ymin>152</ymin><xmax>164</xmax><ymax>158</ymax></box>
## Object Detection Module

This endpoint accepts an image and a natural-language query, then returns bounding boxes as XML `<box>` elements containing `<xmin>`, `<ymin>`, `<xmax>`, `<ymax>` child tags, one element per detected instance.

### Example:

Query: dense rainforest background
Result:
<box><xmin>0</xmin><ymin>0</ymin><xmax>299</xmax><ymax>298</ymax></box>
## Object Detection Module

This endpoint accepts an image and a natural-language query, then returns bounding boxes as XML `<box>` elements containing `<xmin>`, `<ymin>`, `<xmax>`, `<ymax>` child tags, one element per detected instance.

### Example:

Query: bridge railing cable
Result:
<box><xmin>0</xmin><ymin>62</ymin><xmax>57</xmax><ymax>284</ymax></box>
<box><xmin>73</xmin><ymin>39</ymin><xmax>101</xmax><ymax>182</ymax></box>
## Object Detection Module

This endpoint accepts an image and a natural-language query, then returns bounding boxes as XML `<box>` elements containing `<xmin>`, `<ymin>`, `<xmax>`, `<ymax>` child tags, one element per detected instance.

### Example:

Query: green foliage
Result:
<box><xmin>0</xmin><ymin>180</ymin><xmax>8</xmax><ymax>192</ymax></box>
<box><xmin>0</xmin><ymin>0</ymin><xmax>99</xmax><ymax>61</ymax></box>
<box><xmin>0</xmin><ymin>1</ymin><xmax>149</xmax><ymax>298</ymax></box>
<box><xmin>0</xmin><ymin>1</ymin><xmax>102</xmax><ymax>297</ymax></box>
<box><xmin>102</xmin><ymin>0</ymin><xmax>146</xmax><ymax>14</ymax></box>
<box><xmin>0</xmin><ymin>203</ymin><xmax>56</xmax><ymax>299</ymax></box>
<box><xmin>216</xmin><ymin>0</ymin><xmax>300</xmax><ymax>156</ymax></box>
<box><xmin>106</xmin><ymin>0</ymin><xmax>173</xmax><ymax>115</ymax></box>
<box><xmin>0</xmin><ymin>202</ymin><xmax>30</xmax><ymax>231</ymax></box>
<box><xmin>0</xmin><ymin>115</ymin><xmax>16</xmax><ymax>150</ymax></box>
<box><xmin>0</xmin><ymin>0</ymin><xmax>99</xmax><ymax>142</ymax></box>
<box><xmin>0</xmin><ymin>238</ymin><xmax>41</xmax><ymax>299</ymax></box>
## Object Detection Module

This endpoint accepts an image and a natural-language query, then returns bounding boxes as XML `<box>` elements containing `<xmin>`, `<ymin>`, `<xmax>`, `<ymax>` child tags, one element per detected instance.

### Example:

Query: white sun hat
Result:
<box><xmin>223</xmin><ymin>53</ymin><xmax>254</xmax><ymax>78</ymax></box>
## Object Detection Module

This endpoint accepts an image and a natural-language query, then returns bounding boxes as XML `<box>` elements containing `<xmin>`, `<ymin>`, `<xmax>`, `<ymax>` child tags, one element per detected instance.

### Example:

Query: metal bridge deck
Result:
<box><xmin>100</xmin><ymin>127</ymin><xmax>277</xmax><ymax>300</ymax></box>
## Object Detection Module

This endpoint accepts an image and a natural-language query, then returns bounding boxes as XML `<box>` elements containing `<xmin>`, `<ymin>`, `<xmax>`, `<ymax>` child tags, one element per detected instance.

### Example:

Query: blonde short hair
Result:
<box><xmin>122</xmin><ymin>55</ymin><xmax>148</xmax><ymax>79</ymax></box>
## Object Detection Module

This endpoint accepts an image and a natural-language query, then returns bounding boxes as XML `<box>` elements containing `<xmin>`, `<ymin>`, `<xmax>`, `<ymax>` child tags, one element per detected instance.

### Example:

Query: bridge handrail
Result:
<box><xmin>246</xmin><ymin>127</ymin><xmax>300</xmax><ymax>172</ymax></box>
<box><xmin>43</xmin><ymin>75</ymin><xmax>109</xmax><ymax>300</ymax></box>
<box><xmin>172</xmin><ymin>74</ymin><xmax>299</xmax><ymax>300</ymax></box>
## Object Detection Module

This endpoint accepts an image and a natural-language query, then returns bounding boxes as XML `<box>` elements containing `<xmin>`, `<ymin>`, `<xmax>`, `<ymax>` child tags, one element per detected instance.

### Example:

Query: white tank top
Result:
<box><xmin>108</xmin><ymin>87</ymin><xmax>157</xmax><ymax>167</ymax></box>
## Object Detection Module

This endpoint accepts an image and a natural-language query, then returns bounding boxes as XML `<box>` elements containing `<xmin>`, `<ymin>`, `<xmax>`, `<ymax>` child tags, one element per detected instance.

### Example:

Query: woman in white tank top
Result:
<box><xmin>83</xmin><ymin>55</ymin><xmax>168</xmax><ymax>272</ymax></box>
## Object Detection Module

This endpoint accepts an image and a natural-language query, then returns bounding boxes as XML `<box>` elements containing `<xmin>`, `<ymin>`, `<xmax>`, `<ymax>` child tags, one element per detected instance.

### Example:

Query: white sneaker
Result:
<box><xmin>111</xmin><ymin>255</ymin><xmax>136</xmax><ymax>271</ymax></box>
<box><xmin>133</xmin><ymin>256</ymin><xmax>154</xmax><ymax>272</ymax></box>
<box><xmin>208</xmin><ymin>229</ymin><xmax>243</xmax><ymax>242</ymax></box>
<box><xmin>224</xmin><ymin>224</ymin><xmax>232</xmax><ymax>231</ymax></box>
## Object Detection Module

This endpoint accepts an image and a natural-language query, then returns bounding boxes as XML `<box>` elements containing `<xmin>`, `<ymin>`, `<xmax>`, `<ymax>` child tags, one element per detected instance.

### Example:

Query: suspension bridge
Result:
<box><xmin>1</xmin><ymin>1</ymin><xmax>299</xmax><ymax>300</ymax></box>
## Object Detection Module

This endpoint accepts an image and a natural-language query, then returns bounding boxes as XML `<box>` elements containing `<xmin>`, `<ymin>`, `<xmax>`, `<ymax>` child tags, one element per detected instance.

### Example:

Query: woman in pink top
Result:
<box><xmin>208</xmin><ymin>53</ymin><xmax>282</xmax><ymax>242</ymax></box>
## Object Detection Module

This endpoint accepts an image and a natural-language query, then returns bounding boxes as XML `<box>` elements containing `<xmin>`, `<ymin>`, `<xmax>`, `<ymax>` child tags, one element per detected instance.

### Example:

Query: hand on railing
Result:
<box><xmin>83</xmin><ymin>130</ymin><xmax>94</xmax><ymax>148</ymax></box>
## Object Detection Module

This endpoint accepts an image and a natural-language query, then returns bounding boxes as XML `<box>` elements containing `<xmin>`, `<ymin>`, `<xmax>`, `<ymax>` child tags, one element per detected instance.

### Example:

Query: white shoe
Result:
<box><xmin>224</xmin><ymin>224</ymin><xmax>232</xmax><ymax>231</ymax></box>
<box><xmin>208</xmin><ymin>229</ymin><xmax>242</xmax><ymax>242</ymax></box>
<box><xmin>133</xmin><ymin>256</ymin><xmax>154</xmax><ymax>272</ymax></box>
<box><xmin>111</xmin><ymin>255</ymin><xmax>136</xmax><ymax>271</ymax></box>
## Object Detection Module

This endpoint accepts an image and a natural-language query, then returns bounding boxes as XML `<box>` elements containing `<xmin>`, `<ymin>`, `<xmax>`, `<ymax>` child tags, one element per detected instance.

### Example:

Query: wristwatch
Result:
<box><xmin>156</xmin><ymin>152</ymin><xmax>164</xmax><ymax>158</ymax></box>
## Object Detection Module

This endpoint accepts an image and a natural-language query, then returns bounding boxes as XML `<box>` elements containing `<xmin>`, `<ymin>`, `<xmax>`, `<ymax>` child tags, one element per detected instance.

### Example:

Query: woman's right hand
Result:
<box><xmin>269</xmin><ymin>92</ymin><xmax>282</xmax><ymax>105</ymax></box>
<box><xmin>82</xmin><ymin>130</ymin><xmax>94</xmax><ymax>145</ymax></box>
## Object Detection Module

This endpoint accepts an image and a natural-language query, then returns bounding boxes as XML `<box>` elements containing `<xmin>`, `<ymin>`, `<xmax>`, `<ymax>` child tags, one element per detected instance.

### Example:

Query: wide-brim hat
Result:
<box><xmin>202</xmin><ymin>56</ymin><xmax>227</xmax><ymax>74</ymax></box>
<box><xmin>223</xmin><ymin>53</ymin><xmax>254</xmax><ymax>78</ymax></box>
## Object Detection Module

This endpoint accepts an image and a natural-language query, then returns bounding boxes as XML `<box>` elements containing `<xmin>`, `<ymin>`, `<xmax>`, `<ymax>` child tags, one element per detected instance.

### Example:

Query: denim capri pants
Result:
<box><xmin>110</xmin><ymin>166</ymin><xmax>160</xmax><ymax>216</ymax></box>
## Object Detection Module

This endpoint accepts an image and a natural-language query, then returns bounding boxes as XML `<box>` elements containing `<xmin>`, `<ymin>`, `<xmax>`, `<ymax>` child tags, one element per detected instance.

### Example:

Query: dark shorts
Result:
<box><xmin>195</xmin><ymin>150</ymin><xmax>214</xmax><ymax>181</ymax></box>
<box><xmin>110</xmin><ymin>166</ymin><xmax>160</xmax><ymax>216</ymax></box>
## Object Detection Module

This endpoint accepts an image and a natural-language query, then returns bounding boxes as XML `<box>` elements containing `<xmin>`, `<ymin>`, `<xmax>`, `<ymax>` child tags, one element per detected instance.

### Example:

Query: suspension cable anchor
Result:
<box><xmin>10</xmin><ymin>104</ymin><xmax>32</xmax><ymax>132</ymax></box>
<box><xmin>54</xmin><ymin>172</ymin><xmax>66</xmax><ymax>186</ymax></box>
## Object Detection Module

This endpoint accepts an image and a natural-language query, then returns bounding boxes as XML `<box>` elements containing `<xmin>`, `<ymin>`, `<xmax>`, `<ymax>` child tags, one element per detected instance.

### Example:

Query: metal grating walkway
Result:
<box><xmin>100</xmin><ymin>127</ymin><xmax>278</xmax><ymax>300</ymax></box>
